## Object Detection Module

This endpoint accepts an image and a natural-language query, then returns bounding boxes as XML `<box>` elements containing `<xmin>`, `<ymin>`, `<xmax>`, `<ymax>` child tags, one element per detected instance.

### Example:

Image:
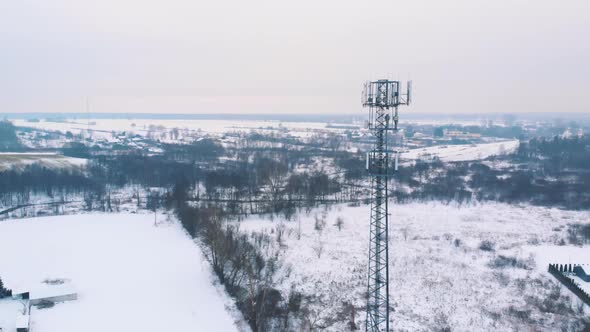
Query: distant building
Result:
<box><xmin>325</xmin><ymin>124</ymin><xmax>361</xmax><ymax>130</ymax></box>
<box><xmin>561</xmin><ymin>128</ymin><xmax>585</xmax><ymax>139</ymax></box>
<box><xmin>443</xmin><ymin>129</ymin><xmax>481</xmax><ymax>140</ymax></box>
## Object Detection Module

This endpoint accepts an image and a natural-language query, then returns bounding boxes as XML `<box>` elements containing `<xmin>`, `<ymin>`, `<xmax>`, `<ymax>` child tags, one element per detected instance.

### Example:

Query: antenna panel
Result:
<box><xmin>361</xmin><ymin>81</ymin><xmax>369</xmax><ymax>105</ymax></box>
<box><xmin>407</xmin><ymin>81</ymin><xmax>412</xmax><ymax>105</ymax></box>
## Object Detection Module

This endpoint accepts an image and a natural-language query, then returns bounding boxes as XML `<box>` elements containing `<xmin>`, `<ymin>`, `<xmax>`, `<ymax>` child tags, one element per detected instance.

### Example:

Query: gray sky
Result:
<box><xmin>1</xmin><ymin>0</ymin><xmax>589</xmax><ymax>114</ymax></box>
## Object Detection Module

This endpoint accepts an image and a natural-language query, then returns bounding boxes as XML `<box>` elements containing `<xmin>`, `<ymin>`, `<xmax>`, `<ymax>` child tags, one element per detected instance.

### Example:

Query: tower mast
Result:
<box><xmin>362</xmin><ymin>79</ymin><xmax>411</xmax><ymax>332</ymax></box>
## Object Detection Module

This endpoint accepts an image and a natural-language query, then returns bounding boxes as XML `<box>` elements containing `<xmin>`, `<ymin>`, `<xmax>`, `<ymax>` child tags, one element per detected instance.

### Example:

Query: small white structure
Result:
<box><xmin>13</xmin><ymin>282</ymin><xmax>78</xmax><ymax>305</ymax></box>
<box><xmin>16</xmin><ymin>313</ymin><xmax>29</xmax><ymax>332</ymax></box>
<box><xmin>0</xmin><ymin>299</ymin><xmax>22</xmax><ymax>332</ymax></box>
<box><xmin>29</xmin><ymin>284</ymin><xmax>77</xmax><ymax>305</ymax></box>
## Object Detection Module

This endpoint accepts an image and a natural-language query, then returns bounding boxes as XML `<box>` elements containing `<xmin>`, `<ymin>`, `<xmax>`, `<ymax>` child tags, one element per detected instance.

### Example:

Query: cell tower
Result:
<box><xmin>362</xmin><ymin>79</ymin><xmax>411</xmax><ymax>332</ymax></box>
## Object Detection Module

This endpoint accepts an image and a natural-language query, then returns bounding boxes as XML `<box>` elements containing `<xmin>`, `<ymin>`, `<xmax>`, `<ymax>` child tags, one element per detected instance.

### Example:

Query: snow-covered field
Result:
<box><xmin>0</xmin><ymin>213</ymin><xmax>242</xmax><ymax>332</ymax></box>
<box><xmin>403</xmin><ymin>140</ymin><xmax>519</xmax><ymax>162</ymax></box>
<box><xmin>235</xmin><ymin>202</ymin><xmax>589</xmax><ymax>331</ymax></box>
<box><xmin>0</xmin><ymin>153</ymin><xmax>86</xmax><ymax>172</ymax></box>
<box><xmin>12</xmin><ymin>119</ymin><xmax>332</xmax><ymax>139</ymax></box>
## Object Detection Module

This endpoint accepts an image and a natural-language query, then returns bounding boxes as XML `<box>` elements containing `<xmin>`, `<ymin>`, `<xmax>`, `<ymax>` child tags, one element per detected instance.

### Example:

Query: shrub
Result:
<box><xmin>567</xmin><ymin>223</ymin><xmax>590</xmax><ymax>245</ymax></box>
<box><xmin>276</xmin><ymin>223</ymin><xmax>286</xmax><ymax>245</ymax></box>
<box><xmin>35</xmin><ymin>300</ymin><xmax>55</xmax><ymax>309</ymax></box>
<box><xmin>433</xmin><ymin>312</ymin><xmax>451</xmax><ymax>332</ymax></box>
<box><xmin>581</xmin><ymin>224</ymin><xmax>590</xmax><ymax>243</ymax></box>
<box><xmin>493</xmin><ymin>271</ymin><xmax>510</xmax><ymax>286</ymax></box>
<box><xmin>488</xmin><ymin>255</ymin><xmax>534</xmax><ymax>270</ymax></box>
<box><xmin>43</xmin><ymin>278</ymin><xmax>66</xmax><ymax>285</ymax></box>
<box><xmin>479</xmin><ymin>240</ymin><xmax>495</xmax><ymax>252</ymax></box>
<box><xmin>506</xmin><ymin>305</ymin><xmax>531</xmax><ymax>322</ymax></box>
<box><xmin>314</xmin><ymin>214</ymin><xmax>326</xmax><ymax>233</ymax></box>
<box><xmin>287</xmin><ymin>289</ymin><xmax>303</xmax><ymax>314</ymax></box>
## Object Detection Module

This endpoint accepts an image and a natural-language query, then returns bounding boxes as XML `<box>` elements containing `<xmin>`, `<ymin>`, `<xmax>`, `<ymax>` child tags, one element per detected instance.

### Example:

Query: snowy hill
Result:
<box><xmin>0</xmin><ymin>153</ymin><xmax>86</xmax><ymax>172</ymax></box>
<box><xmin>403</xmin><ymin>140</ymin><xmax>519</xmax><ymax>162</ymax></box>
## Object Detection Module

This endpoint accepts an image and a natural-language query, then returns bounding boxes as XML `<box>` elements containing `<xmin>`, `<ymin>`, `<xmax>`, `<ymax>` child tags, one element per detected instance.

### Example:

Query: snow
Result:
<box><xmin>234</xmin><ymin>202</ymin><xmax>589</xmax><ymax>330</ymax></box>
<box><xmin>0</xmin><ymin>213</ymin><xmax>241</xmax><ymax>332</ymax></box>
<box><xmin>0</xmin><ymin>153</ymin><xmax>87</xmax><ymax>172</ymax></box>
<box><xmin>403</xmin><ymin>140</ymin><xmax>520</xmax><ymax>162</ymax></box>
<box><xmin>0</xmin><ymin>300</ymin><xmax>23</xmax><ymax>332</ymax></box>
<box><xmin>528</xmin><ymin>245</ymin><xmax>590</xmax><ymax>270</ymax></box>
<box><xmin>15</xmin><ymin>314</ymin><xmax>29</xmax><ymax>329</ymax></box>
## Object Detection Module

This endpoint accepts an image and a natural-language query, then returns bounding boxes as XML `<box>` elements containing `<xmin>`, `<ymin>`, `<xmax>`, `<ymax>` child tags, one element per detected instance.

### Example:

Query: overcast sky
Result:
<box><xmin>1</xmin><ymin>0</ymin><xmax>589</xmax><ymax>114</ymax></box>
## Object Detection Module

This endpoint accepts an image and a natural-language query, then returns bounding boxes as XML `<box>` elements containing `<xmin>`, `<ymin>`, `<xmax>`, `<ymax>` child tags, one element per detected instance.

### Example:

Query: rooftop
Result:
<box><xmin>12</xmin><ymin>281</ymin><xmax>77</xmax><ymax>301</ymax></box>
<box><xmin>29</xmin><ymin>283</ymin><xmax>77</xmax><ymax>301</ymax></box>
<box><xmin>15</xmin><ymin>314</ymin><xmax>29</xmax><ymax>328</ymax></box>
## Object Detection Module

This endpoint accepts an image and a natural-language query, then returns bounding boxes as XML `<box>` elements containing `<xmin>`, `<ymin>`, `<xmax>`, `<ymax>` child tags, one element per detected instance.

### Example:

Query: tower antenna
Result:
<box><xmin>362</xmin><ymin>79</ymin><xmax>412</xmax><ymax>332</ymax></box>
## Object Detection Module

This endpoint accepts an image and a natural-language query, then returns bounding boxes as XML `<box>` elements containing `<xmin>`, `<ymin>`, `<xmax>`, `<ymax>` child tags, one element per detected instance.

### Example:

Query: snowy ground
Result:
<box><xmin>0</xmin><ymin>153</ymin><xmax>87</xmax><ymax>172</ymax></box>
<box><xmin>402</xmin><ymin>140</ymin><xmax>519</xmax><ymax>162</ymax></box>
<box><xmin>0</xmin><ymin>300</ymin><xmax>22</xmax><ymax>332</ymax></box>
<box><xmin>0</xmin><ymin>213</ymin><xmax>242</xmax><ymax>332</ymax></box>
<box><xmin>235</xmin><ymin>202</ymin><xmax>589</xmax><ymax>331</ymax></box>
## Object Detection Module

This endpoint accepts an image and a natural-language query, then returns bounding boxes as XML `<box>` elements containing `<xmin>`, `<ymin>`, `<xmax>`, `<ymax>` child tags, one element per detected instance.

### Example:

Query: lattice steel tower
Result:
<box><xmin>362</xmin><ymin>79</ymin><xmax>411</xmax><ymax>332</ymax></box>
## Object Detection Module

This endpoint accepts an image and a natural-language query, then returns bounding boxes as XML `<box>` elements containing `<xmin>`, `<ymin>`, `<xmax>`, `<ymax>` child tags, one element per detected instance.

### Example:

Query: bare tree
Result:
<box><xmin>327</xmin><ymin>133</ymin><xmax>343</xmax><ymax>152</ymax></box>
<box><xmin>276</xmin><ymin>222</ymin><xmax>286</xmax><ymax>246</ymax></box>
<box><xmin>301</xmin><ymin>302</ymin><xmax>335</xmax><ymax>331</ymax></box>
<box><xmin>314</xmin><ymin>214</ymin><xmax>326</xmax><ymax>234</ymax></box>
<box><xmin>334</xmin><ymin>217</ymin><xmax>344</xmax><ymax>231</ymax></box>
<box><xmin>312</xmin><ymin>235</ymin><xmax>324</xmax><ymax>259</ymax></box>
<box><xmin>401</xmin><ymin>226</ymin><xmax>410</xmax><ymax>241</ymax></box>
<box><xmin>337</xmin><ymin>302</ymin><xmax>358</xmax><ymax>331</ymax></box>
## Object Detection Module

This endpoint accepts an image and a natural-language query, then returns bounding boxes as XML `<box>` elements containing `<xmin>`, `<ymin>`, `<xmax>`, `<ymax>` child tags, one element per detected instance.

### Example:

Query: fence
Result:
<box><xmin>548</xmin><ymin>263</ymin><xmax>590</xmax><ymax>306</ymax></box>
